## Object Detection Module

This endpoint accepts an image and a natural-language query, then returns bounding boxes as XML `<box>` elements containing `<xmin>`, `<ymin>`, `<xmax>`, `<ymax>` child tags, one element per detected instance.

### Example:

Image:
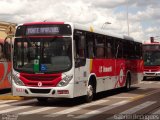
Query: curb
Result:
<box><xmin>0</xmin><ymin>89</ymin><xmax>32</xmax><ymax>100</ymax></box>
<box><xmin>0</xmin><ymin>95</ymin><xmax>25</xmax><ymax>100</ymax></box>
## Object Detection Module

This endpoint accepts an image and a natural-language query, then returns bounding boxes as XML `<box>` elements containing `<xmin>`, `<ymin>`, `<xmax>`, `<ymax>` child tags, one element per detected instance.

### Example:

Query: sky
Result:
<box><xmin>0</xmin><ymin>0</ymin><xmax>160</xmax><ymax>43</ymax></box>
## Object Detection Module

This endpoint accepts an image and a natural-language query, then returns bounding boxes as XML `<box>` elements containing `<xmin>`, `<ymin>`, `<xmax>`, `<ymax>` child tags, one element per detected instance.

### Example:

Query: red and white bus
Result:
<box><xmin>143</xmin><ymin>38</ymin><xmax>160</xmax><ymax>80</ymax></box>
<box><xmin>0</xmin><ymin>37</ymin><xmax>12</xmax><ymax>90</ymax></box>
<box><xmin>12</xmin><ymin>22</ymin><xmax>143</xmax><ymax>102</ymax></box>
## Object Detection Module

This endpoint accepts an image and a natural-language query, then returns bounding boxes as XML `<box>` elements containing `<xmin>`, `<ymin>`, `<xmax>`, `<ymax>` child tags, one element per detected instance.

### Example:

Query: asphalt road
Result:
<box><xmin>0</xmin><ymin>78</ymin><xmax>160</xmax><ymax>120</ymax></box>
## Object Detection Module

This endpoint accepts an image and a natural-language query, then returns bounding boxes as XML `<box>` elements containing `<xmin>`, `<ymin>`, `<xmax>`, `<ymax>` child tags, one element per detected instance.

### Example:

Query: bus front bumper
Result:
<box><xmin>12</xmin><ymin>82</ymin><xmax>74</xmax><ymax>98</ymax></box>
<box><xmin>143</xmin><ymin>72</ymin><xmax>160</xmax><ymax>77</ymax></box>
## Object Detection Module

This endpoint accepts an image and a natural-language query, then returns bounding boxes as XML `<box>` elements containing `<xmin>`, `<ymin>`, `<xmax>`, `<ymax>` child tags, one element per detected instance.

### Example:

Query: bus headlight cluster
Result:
<box><xmin>57</xmin><ymin>75</ymin><xmax>73</xmax><ymax>87</ymax></box>
<box><xmin>12</xmin><ymin>75</ymin><xmax>25</xmax><ymax>86</ymax></box>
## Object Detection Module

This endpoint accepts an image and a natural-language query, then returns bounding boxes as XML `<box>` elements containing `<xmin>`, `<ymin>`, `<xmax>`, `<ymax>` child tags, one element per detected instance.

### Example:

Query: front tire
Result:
<box><xmin>143</xmin><ymin>76</ymin><xmax>147</xmax><ymax>81</ymax></box>
<box><xmin>85</xmin><ymin>84</ymin><xmax>94</xmax><ymax>103</ymax></box>
<box><xmin>37</xmin><ymin>97</ymin><xmax>48</xmax><ymax>103</ymax></box>
<box><xmin>124</xmin><ymin>75</ymin><xmax>131</xmax><ymax>91</ymax></box>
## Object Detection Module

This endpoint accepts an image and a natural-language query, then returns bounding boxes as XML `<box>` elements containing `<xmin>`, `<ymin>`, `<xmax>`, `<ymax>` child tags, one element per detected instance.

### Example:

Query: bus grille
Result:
<box><xmin>20</xmin><ymin>73</ymin><xmax>62</xmax><ymax>87</ymax></box>
<box><xmin>21</xmin><ymin>75</ymin><xmax>57</xmax><ymax>81</ymax></box>
<box><xmin>145</xmin><ymin>73</ymin><xmax>155</xmax><ymax>76</ymax></box>
<box><xmin>30</xmin><ymin>88</ymin><xmax>51</xmax><ymax>94</ymax></box>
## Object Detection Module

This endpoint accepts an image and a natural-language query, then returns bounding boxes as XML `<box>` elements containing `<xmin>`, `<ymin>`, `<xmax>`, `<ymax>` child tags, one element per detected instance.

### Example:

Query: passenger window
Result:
<box><xmin>95</xmin><ymin>35</ymin><xmax>105</xmax><ymax>58</ymax></box>
<box><xmin>0</xmin><ymin>43</ymin><xmax>5</xmax><ymax>61</ymax></box>
<box><xmin>74</xmin><ymin>30</ymin><xmax>86</xmax><ymax>67</ymax></box>
<box><xmin>86</xmin><ymin>33</ymin><xmax>95</xmax><ymax>58</ymax></box>
<box><xmin>74</xmin><ymin>35</ymin><xmax>85</xmax><ymax>58</ymax></box>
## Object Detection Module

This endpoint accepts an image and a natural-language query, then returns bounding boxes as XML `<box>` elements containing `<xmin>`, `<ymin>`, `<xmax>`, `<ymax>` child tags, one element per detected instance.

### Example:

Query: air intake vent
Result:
<box><xmin>30</xmin><ymin>89</ymin><xmax>51</xmax><ymax>94</ymax></box>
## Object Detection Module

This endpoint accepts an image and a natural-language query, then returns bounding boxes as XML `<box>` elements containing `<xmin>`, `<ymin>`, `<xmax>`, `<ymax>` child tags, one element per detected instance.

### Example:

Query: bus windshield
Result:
<box><xmin>143</xmin><ymin>51</ymin><xmax>160</xmax><ymax>66</ymax></box>
<box><xmin>13</xmin><ymin>37</ymin><xmax>72</xmax><ymax>73</ymax></box>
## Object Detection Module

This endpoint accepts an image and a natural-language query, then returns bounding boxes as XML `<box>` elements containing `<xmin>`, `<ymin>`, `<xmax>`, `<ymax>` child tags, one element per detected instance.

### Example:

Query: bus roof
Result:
<box><xmin>23</xmin><ymin>22</ymin><xmax>64</xmax><ymax>25</ymax></box>
<box><xmin>74</xmin><ymin>23</ymin><xmax>123</xmax><ymax>39</ymax></box>
<box><xmin>143</xmin><ymin>42</ymin><xmax>160</xmax><ymax>45</ymax></box>
<box><xmin>73</xmin><ymin>23</ymin><xmax>141</xmax><ymax>43</ymax></box>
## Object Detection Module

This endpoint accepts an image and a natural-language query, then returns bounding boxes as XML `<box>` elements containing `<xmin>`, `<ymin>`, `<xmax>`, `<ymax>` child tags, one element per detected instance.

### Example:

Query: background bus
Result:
<box><xmin>0</xmin><ymin>21</ymin><xmax>16</xmax><ymax>91</ymax></box>
<box><xmin>0</xmin><ymin>37</ymin><xmax>12</xmax><ymax>90</ymax></box>
<box><xmin>12</xmin><ymin>22</ymin><xmax>143</xmax><ymax>102</ymax></box>
<box><xmin>143</xmin><ymin>37</ymin><xmax>160</xmax><ymax>80</ymax></box>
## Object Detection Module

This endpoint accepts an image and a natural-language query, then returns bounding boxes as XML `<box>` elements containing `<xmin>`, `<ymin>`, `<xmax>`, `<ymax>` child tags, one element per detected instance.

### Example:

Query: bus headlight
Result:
<box><xmin>12</xmin><ymin>75</ymin><xmax>25</xmax><ymax>86</ymax></box>
<box><xmin>57</xmin><ymin>75</ymin><xmax>73</xmax><ymax>87</ymax></box>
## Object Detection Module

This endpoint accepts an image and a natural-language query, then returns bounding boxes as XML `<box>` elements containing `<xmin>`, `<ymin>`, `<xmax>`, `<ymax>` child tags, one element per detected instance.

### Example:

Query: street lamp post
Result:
<box><xmin>126</xmin><ymin>0</ymin><xmax>129</xmax><ymax>36</ymax></box>
<box><xmin>101</xmin><ymin>22</ymin><xmax>111</xmax><ymax>29</ymax></box>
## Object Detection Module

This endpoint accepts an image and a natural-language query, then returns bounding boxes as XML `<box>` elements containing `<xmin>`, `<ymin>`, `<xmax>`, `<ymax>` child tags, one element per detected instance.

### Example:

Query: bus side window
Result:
<box><xmin>0</xmin><ymin>43</ymin><xmax>5</xmax><ymax>61</ymax></box>
<box><xmin>95</xmin><ymin>35</ymin><xmax>105</xmax><ymax>58</ymax></box>
<box><xmin>116</xmin><ymin>39</ymin><xmax>123</xmax><ymax>58</ymax></box>
<box><xmin>106</xmin><ymin>43</ymin><xmax>112</xmax><ymax>58</ymax></box>
<box><xmin>106</xmin><ymin>37</ymin><xmax>114</xmax><ymax>58</ymax></box>
<box><xmin>129</xmin><ymin>42</ymin><xmax>135</xmax><ymax>59</ymax></box>
<box><xmin>86</xmin><ymin>32</ymin><xmax>95</xmax><ymax>58</ymax></box>
<box><xmin>136</xmin><ymin>43</ymin><xmax>142</xmax><ymax>59</ymax></box>
<box><xmin>4</xmin><ymin>37</ymin><xmax>12</xmax><ymax>62</ymax></box>
<box><xmin>74</xmin><ymin>30</ymin><xmax>86</xmax><ymax>67</ymax></box>
<box><xmin>4</xmin><ymin>42</ymin><xmax>11</xmax><ymax>61</ymax></box>
<box><xmin>74</xmin><ymin>35</ymin><xmax>85</xmax><ymax>58</ymax></box>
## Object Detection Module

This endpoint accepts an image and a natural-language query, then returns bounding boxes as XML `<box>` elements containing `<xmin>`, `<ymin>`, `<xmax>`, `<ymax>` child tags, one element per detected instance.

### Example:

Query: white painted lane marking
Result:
<box><xmin>74</xmin><ymin>100</ymin><xmax>129</xmax><ymax>119</ymax></box>
<box><xmin>19</xmin><ymin>107</ymin><xmax>56</xmax><ymax>115</ymax></box>
<box><xmin>118</xmin><ymin>101</ymin><xmax>156</xmax><ymax>114</ymax></box>
<box><xmin>109</xmin><ymin>96</ymin><xmax>133</xmax><ymax>99</ymax></box>
<box><xmin>0</xmin><ymin>99</ymin><xmax>35</xmax><ymax>108</ymax></box>
<box><xmin>0</xmin><ymin>106</ymin><xmax>32</xmax><ymax>114</ymax></box>
<box><xmin>45</xmin><ymin>99</ymin><xmax>108</xmax><ymax>118</ymax></box>
<box><xmin>108</xmin><ymin>101</ymin><xmax>156</xmax><ymax>120</ymax></box>
<box><xmin>0</xmin><ymin>100</ymin><xmax>17</xmax><ymax>104</ymax></box>
<box><xmin>140</xmin><ymin>81</ymin><xmax>145</xmax><ymax>84</ymax></box>
<box><xmin>152</xmin><ymin>109</ymin><xmax>160</xmax><ymax>114</ymax></box>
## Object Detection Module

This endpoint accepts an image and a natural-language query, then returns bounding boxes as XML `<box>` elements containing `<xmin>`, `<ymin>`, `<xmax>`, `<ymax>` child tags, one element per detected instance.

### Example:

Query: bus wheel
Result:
<box><xmin>85</xmin><ymin>84</ymin><xmax>94</xmax><ymax>103</ymax></box>
<box><xmin>124</xmin><ymin>75</ymin><xmax>131</xmax><ymax>91</ymax></box>
<box><xmin>37</xmin><ymin>97</ymin><xmax>48</xmax><ymax>103</ymax></box>
<box><xmin>143</xmin><ymin>76</ymin><xmax>147</xmax><ymax>81</ymax></box>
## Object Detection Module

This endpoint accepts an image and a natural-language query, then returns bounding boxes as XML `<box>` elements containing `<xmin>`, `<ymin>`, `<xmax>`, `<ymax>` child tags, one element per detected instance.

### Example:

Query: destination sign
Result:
<box><xmin>143</xmin><ymin>45</ymin><xmax>160</xmax><ymax>51</ymax></box>
<box><xmin>15</xmin><ymin>24</ymin><xmax>72</xmax><ymax>37</ymax></box>
<box><xmin>26</xmin><ymin>26</ymin><xmax>59</xmax><ymax>35</ymax></box>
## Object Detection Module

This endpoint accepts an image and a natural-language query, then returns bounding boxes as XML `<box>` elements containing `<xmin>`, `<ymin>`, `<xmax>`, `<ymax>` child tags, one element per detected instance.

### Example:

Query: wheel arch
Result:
<box><xmin>87</xmin><ymin>73</ymin><xmax>97</xmax><ymax>93</ymax></box>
